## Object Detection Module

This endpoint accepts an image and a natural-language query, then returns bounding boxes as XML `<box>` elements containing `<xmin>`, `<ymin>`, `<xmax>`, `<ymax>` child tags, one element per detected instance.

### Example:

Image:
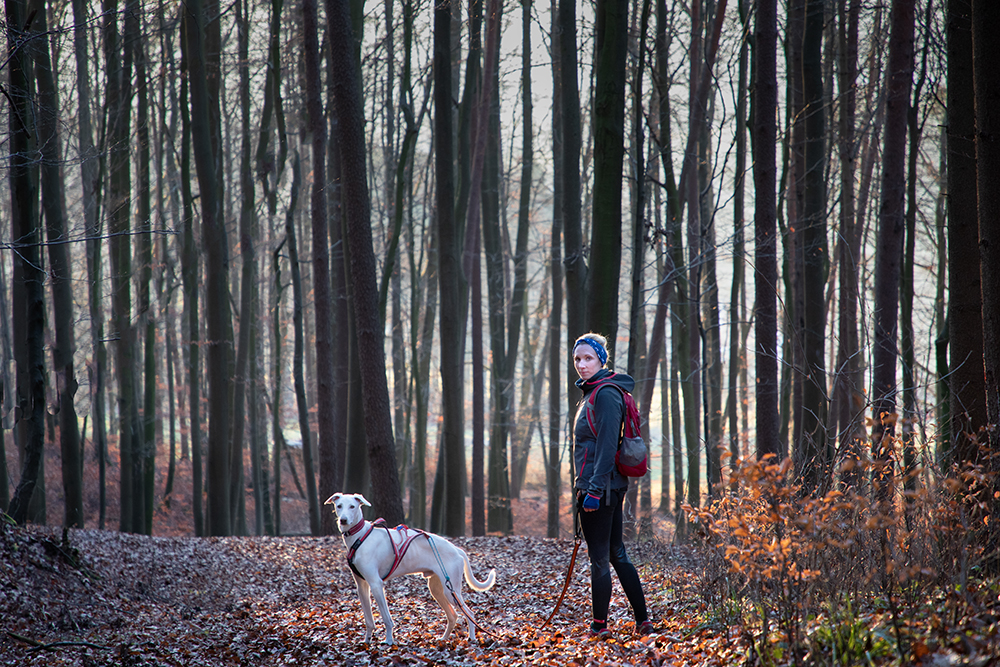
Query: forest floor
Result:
<box><xmin>2</xmin><ymin>516</ymin><xmax>999</xmax><ymax>666</ymax></box>
<box><xmin>0</xmin><ymin>520</ymin><xmax>720</xmax><ymax>667</ymax></box>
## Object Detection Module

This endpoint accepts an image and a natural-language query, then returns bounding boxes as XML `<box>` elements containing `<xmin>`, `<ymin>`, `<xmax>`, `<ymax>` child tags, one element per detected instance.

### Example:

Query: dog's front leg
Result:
<box><xmin>354</xmin><ymin>576</ymin><xmax>377</xmax><ymax>643</ymax></box>
<box><xmin>366</xmin><ymin>577</ymin><xmax>396</xmax><ymax>645</ymax></box>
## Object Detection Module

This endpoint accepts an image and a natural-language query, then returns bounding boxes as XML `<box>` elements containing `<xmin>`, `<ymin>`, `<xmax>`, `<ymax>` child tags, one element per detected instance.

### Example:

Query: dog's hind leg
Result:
<box><xmin>427</xmin><ymin>574</ymin><xmax>459</xmax><ymax>641</ymax></box>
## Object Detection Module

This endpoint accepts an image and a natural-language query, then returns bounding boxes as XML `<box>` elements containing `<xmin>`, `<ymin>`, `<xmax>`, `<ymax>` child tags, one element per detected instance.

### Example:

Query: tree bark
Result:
<box><xmin>303</xmin><ymin>0</ymin><xmax>336</xmax><ymax>536</ymax></box>
<box><xmin>587</xmin><ymin>0</ymin><xmax>629</xmax><ymax>346</ymax></box>
<box><xmin>754</xmin><ymin>0</ymin><xmax>780</xmax><ymax>461</ymax></box>
<box><xmin>798</xmin><ymin>0</ymin><xmax>829</xmax><ymax>493</ymax></box>
<box><xmin>327</xmin><ymin>0</ymin><xmax>405</xmax><ymax>527</ymax></box>
<box><xmin>185</xmin><ymin>0</ymin><xmax>233</xmax><ymax>536</ymax></box>
<box><xmin>946</xmin><ymin>0</ymin><xmax>984</xmax><ymax>466</ymax></box>
<box><xmin>5</xmin><ymin>0</ymin><xmax>46</xmax><ymax>526</ymax></box>
<box><xmin>871</xmin><ymin>0</ymin><xmax>916</xmax><ymax>503</ymax></box>
<box><xmin>35</xmin><ymin>3</ymin><xmax>83</xmax><ymax>528</ymax></box>
<box><xmin>973</xmin><ymin>0</ymin><xmax>1000</xmax><ymax>450</ymax></box>
<box><xmin>547</xmin><ymin>0</ymin><xmax>564</xmax><ymax>538</ymax></box>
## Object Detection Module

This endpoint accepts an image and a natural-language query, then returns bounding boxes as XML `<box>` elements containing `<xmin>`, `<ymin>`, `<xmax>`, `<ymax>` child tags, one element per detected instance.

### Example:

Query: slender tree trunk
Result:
<box><xmin>303</xmin><ymin>0</ymin><xmax>335</xmax><ymax>536</ymax></box>
<box><xmin>798</xmin><ymin>0</ymin><xmax>829</xmax><ymax>494</ymax></box>
<box><xmin>427</xmin><ymin>0</ymin><xmax>466</xmax><ymax>536</ymax></box>
<box><xmin>129</xmin><ymin>2</ymin><xmax>154</xmax><ymax>535</ymax></box>
<box><xmin>727</xmin><ymin>0</ymin><xmax>749</xmax><ymax>478</ymax></box>
<box><xmin>179</xmin><ymin>14</ymin><xmax>203</xmax><ymax>536</ymax></box>
<box><xmin>35</xmin><ymin>4</ymin><xmax>83</xmax><ymax>528</ymax></box>
<box><xmin>972</xmin><ymin>0</ymin><xmax>1000</xmax><ymax>560</ymax></box>
<box><xmin>327</xmin><ymin>22</ymin><xmax>349</xmax><ymax>512</ymax></box>
<box><xmin>834</xmin><ymin>0</ymin><xmax>864</xmax><ymax>486</ymax></box>
<box><xmin>73</xmin><ymin>0</ymin><xmax>108</xmax><ymax>529</ymax></box>
<box><xmin>902</xmin><ymin>6</ymin><xmax>930</xmax><ymax>501</ymax></box>
<box><xmin>327</xmin><ymin>0</ymin><xmax>405</xmax><ymax>526</ymax></box>
<box><xmin>6</xmin><ymin>0</ymin><xmax>46</xmax><ymax>526</ymax></box>
<box><xmin>587</xmin><ymin>0</ymin><xmax>629</xmax><ymax>346</ymax></box>
<box><xmin>234</xmin><ymin>0</ymin><xmax>259</xmax><ymax>534</ymax></box>
<box><xmin>106</xmin><ymin>0</ymin><xmax>140</xmax><ymax>533</ymax></box>
<box><xmin>871</xmin><ymin>0</ymin><xmax>916</xmax><ymax>504</ymax></box>
<box><xmin>186</xmin><ymin>0</ymin><xmax>233</xmax><ymax>536</ymax></box>
<box><xmin>560</xmin><ymin>0</ymin><xmax>586</xmax><ymax>420</ymax></box>
<box><xmin>946</xmin><ymin>0</ymin><xmax>984</xmax><ymax>466</ymax></box>
<box><xmin>754</xmin><ymin>0</ymin><xmax>780</xmax><ymax>461</ymax></box>
<box><xmin>973</xmin><ymin>0</ymin><xmax>1000</xmax><ymax>452</ymax></box>
<box><xmin>547</xmin><ymin>0</ymin><xmax>564</xmax><ymax>538</ymax></box>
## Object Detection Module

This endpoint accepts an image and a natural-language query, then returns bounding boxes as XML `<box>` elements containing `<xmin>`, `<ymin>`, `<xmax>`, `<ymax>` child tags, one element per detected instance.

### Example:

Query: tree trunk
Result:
<box><xmin>871</xmin><ymin>0</ymin><xmax>916</xmax><ymax>504</ymax></box>
<box><xmin>798</xmin><ymin>0</ymin><xmax>829</xmax><ymax>494</ymax></box>
<box><xmin>234</xmin><ymin>0</ymin><xmax>258</xmax><ymax>534</ymax></box>
<box><xmin>186</xmin><ymin>0</ymin><xmax>233</xmax><ymax>536</ymax></box>
<box><xmin>547</xmin><ymin>0</ymin><xmax>564</xmax><ymax>538</ymax></box>
<box><xmin>179</xmin><ymin>13</ymin><xmax>203</xmax><ymax>536</ymax></box>
<box><xmin>5</xmin><ymin>0</ymin><xmax>46</xmax><ymax>526</ymax></box>
<box><xmin>426</xmin><ymin>0</ymin><xmax>466</xmax><ymax>536</ymax></box>
<box><xmin>559</xmin><ymin>0</ymin><xmax>587</xmax><ymax>420</ymax></box>
<box><xmin>973</xmin><ymin>0</ymin><xmax>1000</xmax><ymax>455</ymax></box>
<box><xmin>327</xmin><ymin>22</ymin><xmax>349</xmax><ymax>517</ymax></box>
<box><xmin>946</xmin><ymin>0</ymin><xmax>984</xmax><ymax>466</ymax></box>
<box><xmin>35</xmin><ymin>3</ymin><xmax>83</xmax><ymax>528</ymax></box>
<box><xmin>73</xmin><ymin>0</ymin><xmax>109</xmax><ymax>529</ymax></box>
<box><xmin>303</xmin><ymin>0</ymin><xmax>336</xmax><ymax>536</ymax></box>
<box><xmin>754</xmin><ymin>0</ymin><xmax>780</xmax><ymax>461</ymax></box>
<box><xmin>833</xmin><ymin>0</ymin><xmax>864</xmax><ymax>486</ymax></box>
<box><xmin>107</xmin><ymin>0</ymin><xmax>140</xmax><ymax>533</ymax></box>
<box><xmin>327</xmin><ymin>0</ymin><xmax>405</xmax><ymax>526</ymax></box>
<box><xmin>587</xmin><ymin>0</ymin><xmax>629</xmax><ymax>346</ymax></box>
<box><xmin>129</xmin><ymin>2</ymin><xmax>154</xmax><ymax>535</ymax></box>
<box><xmin>726</xmin><ymin>0</ymin><xmax>749</xmax><ymax>479</ymax></box>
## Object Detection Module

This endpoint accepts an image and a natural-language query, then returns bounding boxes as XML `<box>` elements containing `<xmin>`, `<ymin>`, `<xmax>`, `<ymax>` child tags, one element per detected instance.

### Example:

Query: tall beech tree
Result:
<box><xmin>185</xmin><ymin>0</ymin><xmax>233</xmax><ymax>536</ymax></box>
<box><xmin>754</xmin><ymin>0</ymin><xmax>780</xmax><ymax>461</ymax></box>
<box><xmin>35</xmin><ymin>2</ymin><xmax>83</xmax><ymax>528</ymax></box>
<box><xmin>6</xmin><ymin>0</ymin><xmax>46</xmax><ymax>526</ymax></box>
<box><xmin>327</xmin><ymin>0</ymin><xmax>405</xmax><ymax>526</ymax></box>
<box><xmin>871</xmin><ymin>0</ymin><xmax>917</xmax><ymax>502</ymax></box>
<box><xmin>946</xmin><ymin>0</ymin><xmax>984</xmax><ymax>466</ymax></box>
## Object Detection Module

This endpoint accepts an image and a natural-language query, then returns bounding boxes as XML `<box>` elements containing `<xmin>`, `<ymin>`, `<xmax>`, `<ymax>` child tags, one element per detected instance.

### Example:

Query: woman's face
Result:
<box><xmin>574</xmin><ymin>343</ymin><xmax>602</xmax><ymax>381</ymax></box>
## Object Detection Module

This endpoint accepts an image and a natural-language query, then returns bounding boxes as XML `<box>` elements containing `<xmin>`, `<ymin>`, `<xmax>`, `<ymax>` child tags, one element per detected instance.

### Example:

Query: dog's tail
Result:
<box><xmin>463</xmin><ymin>553</ymin><xmax>496</xmax><ymax>592</ymax></box>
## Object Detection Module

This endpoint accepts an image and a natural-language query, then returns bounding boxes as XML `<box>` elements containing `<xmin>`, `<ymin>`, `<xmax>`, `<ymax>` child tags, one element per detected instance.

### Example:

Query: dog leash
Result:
<box><xmin>426</xmin><ymin>535</ymin><xmax>503</xmax><ymax>641</ymax></box>
<box><xmin>541</xmin><ymin>497</ymin><xmax>584</xmax><ymax>628</ymax></box>
<box><xmin>540</xmin><ymin>532</ymin><xmax>583</xmax><ymax>628</ymax></box>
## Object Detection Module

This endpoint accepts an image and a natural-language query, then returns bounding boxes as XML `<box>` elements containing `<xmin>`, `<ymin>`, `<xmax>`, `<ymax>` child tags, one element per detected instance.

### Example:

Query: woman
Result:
<box><xmin>572</xmin><ymin>332</ymin><xmax>653</xmax><ymax>638</ymax></box>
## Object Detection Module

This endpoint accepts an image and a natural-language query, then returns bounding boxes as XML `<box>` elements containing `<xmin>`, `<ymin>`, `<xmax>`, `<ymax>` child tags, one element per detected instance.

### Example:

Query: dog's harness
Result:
<box><xmin>345</xmin><ymin>519</ymin><xmax>428</xmax><ymax>582</ymax></box>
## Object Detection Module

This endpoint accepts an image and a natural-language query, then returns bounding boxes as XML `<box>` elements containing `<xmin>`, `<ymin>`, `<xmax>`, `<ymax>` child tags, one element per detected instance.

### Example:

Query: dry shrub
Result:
<box><xmin>684</xmin><ymin>450</ymin><xmax>999</xmax><ymax>665</ymax></box>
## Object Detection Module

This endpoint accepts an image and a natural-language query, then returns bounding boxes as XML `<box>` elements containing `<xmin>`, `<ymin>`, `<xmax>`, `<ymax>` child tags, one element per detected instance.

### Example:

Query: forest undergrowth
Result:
<box><xmin>685</xmin><ymin>454</ymin><xmax>999</xmax><ymax>666</ymax></box>
<box><xmin>1</xmin><ymin>449</ymin><xmax>998</xmax><ymax>665</ymax></box>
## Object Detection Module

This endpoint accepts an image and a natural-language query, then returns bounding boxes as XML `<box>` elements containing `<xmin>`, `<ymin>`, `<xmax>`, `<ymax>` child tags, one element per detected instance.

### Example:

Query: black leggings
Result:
<box><xmin>577</xmin><ymin>488</ymin><xmax>648</xmax><ymax>625</ymax></box>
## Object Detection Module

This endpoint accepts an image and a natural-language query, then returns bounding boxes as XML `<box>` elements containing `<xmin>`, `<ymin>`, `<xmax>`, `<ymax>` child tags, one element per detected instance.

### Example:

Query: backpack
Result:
<box><xmin>584</xmin><ymin>378</ymin><xmax>648</xmax><ymax>477</ymax></box>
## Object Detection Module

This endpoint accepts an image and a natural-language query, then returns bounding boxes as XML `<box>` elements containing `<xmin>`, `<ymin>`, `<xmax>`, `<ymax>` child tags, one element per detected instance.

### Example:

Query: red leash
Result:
<box><xmin>541</xmin><ymin>533</ymin><xmax>583</xmax><ymax>628</ymax></box>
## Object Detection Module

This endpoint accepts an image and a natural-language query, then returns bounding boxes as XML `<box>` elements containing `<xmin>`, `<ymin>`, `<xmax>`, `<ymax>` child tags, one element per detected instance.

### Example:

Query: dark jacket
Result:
<box><xmin>574</xmin><ymin>368</ymin><xmax>633</xmax><ymax>498</ymax></box>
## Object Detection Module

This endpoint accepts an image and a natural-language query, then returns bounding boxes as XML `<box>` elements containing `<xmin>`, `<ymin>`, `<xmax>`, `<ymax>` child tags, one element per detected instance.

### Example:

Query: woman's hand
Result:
<box><xmin>582</xmin><ymin>493</ymin><xmax>601</xmax><ymax>512</ymax></box>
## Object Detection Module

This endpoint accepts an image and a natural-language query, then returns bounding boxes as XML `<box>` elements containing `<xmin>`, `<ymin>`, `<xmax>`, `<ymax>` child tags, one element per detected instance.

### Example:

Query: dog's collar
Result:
<box><xmin>345</xmin><ymin>520</ymin><xmax>367</xmax><ymax>537</ymax></box>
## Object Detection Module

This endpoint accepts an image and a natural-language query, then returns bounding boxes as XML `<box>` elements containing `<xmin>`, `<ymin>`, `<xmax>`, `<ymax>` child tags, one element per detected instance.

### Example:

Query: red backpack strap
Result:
<box><xmin>584</xmin><ymin>376</ymin><xmax>624</xmax><ymax>437</ymax></box>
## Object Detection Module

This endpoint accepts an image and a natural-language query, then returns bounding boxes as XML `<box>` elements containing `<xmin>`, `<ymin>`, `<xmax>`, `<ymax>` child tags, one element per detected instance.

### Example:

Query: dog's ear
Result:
<box><xmin>323</xmin><ymin>493</ymin><xmax>341</xmax><ymax>505</ymax></box>
<box><xmin>356</xmin><ymin>494</ymin><xmax>372</xmax><ymax>507</ymax></box>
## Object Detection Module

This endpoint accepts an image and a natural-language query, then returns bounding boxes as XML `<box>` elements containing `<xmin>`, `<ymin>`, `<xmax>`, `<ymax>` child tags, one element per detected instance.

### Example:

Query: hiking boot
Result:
<box><xmin>589</xmin><ymin>621</ymin><xmax>611</xmax><ymax>639</ymax></box>
<box><xmin>636</xmin><ymin>620</ymin><xmax>655</xmax><ymax>636</ymax></box>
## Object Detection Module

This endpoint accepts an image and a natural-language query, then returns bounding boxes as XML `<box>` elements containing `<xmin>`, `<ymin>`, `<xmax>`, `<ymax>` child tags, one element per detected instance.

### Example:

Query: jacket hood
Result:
<box><xmin>576</xmin><ymin>368</ymin><xmax>635</xmax><ymax>394</ymax></box>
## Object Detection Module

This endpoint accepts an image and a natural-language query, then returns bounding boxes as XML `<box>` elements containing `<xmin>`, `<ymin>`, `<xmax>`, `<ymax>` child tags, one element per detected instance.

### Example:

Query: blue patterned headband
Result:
<box><xmin>574</xmin><ymin>337</ymin><xmax>608</xmax><ymax>366</ymax></box>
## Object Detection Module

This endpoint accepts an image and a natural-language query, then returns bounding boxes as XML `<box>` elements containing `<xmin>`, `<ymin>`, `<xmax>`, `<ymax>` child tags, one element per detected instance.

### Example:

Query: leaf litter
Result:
<box><xmin>1</xmin><ymin>524</ymin><xmax>714</xmax><ymax>666</ymax></box>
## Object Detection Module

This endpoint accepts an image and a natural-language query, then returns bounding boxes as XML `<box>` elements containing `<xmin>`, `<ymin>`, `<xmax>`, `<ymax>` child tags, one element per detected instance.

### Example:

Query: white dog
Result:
<box><xmin>325</xmin><ymin>492</ymin><xmax>496</xmax><ymax>645</ymax></box>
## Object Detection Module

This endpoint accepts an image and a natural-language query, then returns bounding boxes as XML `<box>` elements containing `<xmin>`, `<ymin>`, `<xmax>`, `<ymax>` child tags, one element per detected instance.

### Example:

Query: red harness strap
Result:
<box><xmin>346</xmin><ymin>519</ymin><xmax>428</xmax><ymax>581</ymax></box>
